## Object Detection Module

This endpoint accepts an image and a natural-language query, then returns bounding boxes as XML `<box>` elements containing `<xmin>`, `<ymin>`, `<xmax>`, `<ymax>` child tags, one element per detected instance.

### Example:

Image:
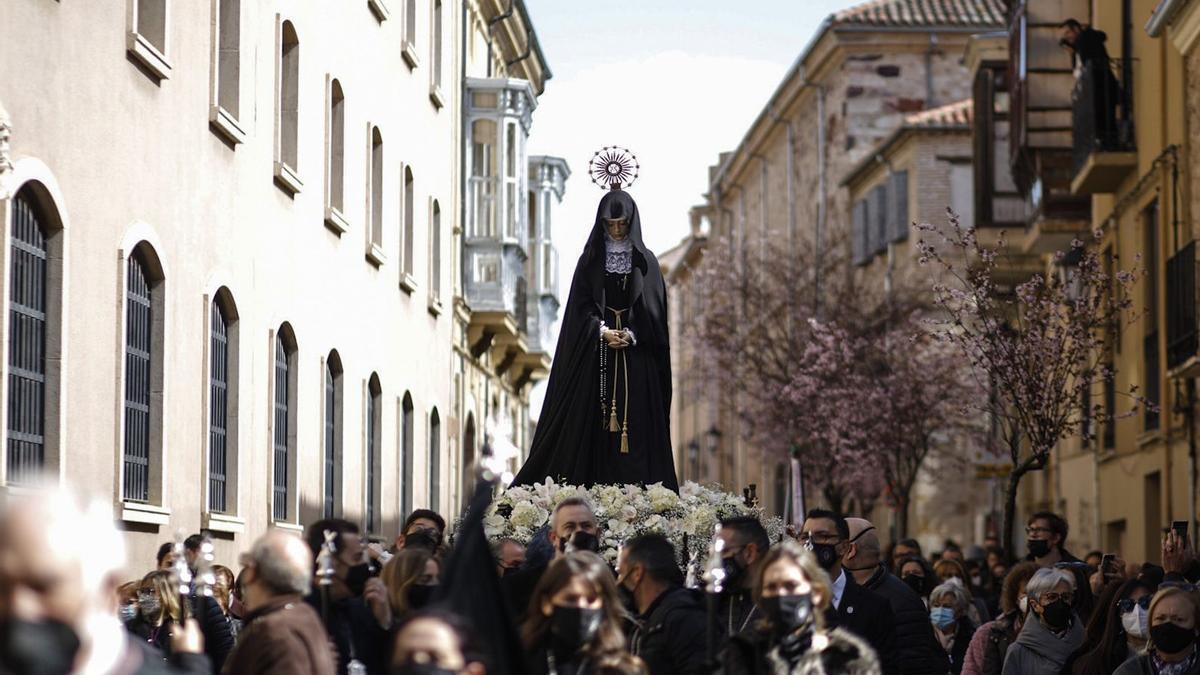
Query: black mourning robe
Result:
<box><xmin>511</xmin><ymin>190</ymin><xmax>678</xmax><ymax>490</ymax></box>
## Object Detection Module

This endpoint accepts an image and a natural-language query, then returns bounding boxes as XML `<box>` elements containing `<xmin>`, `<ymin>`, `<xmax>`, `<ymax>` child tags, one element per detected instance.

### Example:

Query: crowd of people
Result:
<box><xmin>4</xmin><ymin>489</ymin><xmax>1200</xmax><ymax>675</ymax></box>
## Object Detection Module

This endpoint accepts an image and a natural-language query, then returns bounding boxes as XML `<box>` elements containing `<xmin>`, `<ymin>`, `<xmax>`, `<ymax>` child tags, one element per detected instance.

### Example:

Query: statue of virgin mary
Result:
<box><xmin>511</xmin><ymin>187</ymin><xmax>678</xmax><ymax>490</ymax></box>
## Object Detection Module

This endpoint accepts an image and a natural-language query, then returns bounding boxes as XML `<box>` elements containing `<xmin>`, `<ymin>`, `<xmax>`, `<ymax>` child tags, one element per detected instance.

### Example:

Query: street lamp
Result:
<box><xmin>687</xmin><ymin>440</ymin><xmax>700</xmax><ymax>481</ymax></box>
<box><xmin>705</xmin><ymin>425</ymin><xmax>722</xmax><ymax>454</ymax></box>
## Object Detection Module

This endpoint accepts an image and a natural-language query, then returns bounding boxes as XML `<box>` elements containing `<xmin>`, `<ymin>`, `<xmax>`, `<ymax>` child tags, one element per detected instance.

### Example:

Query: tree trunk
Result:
<box><xmin>896</xmin><ymin>493</ymin><xmax>910</xmax><ymax>539</ymax></box>
<box><xmin>1002</xmin><ymin>469</ymin><xmax>1022</xmax><ymax>561</ymax></box>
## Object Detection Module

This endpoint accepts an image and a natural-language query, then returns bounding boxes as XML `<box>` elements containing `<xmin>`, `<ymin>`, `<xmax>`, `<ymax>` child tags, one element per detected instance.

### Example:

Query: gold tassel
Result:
<box><xmin>620</xmin><ymin>424</ymin><xmax>629</xmax><ymax>454</ymax></box>
<box><xmin>609</xmin><ymin>400</ymin><xmax>619</xmax><ymax>432</ymax></box>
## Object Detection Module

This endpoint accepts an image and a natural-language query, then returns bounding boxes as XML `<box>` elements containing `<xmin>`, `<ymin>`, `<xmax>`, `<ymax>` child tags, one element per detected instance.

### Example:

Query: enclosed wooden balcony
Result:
<box><xmin>1069</xmin><ymin>60</ymin><xmax>1136</xmax><ymax>195</ymax></box>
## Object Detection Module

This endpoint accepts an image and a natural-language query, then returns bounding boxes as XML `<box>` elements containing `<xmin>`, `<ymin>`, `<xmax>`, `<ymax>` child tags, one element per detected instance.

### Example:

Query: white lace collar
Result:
<box><xmin>604</xmin><ymin>234</ymin><xmax>633</xmax><ymax>273</ymax></box>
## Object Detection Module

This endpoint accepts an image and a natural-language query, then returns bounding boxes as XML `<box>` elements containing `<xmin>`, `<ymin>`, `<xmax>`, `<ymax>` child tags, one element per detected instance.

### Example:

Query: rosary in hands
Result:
<box><xmin>603</xmin><ymin>328</ymin><xmax>631</xmax><ymax>349</ymax></box>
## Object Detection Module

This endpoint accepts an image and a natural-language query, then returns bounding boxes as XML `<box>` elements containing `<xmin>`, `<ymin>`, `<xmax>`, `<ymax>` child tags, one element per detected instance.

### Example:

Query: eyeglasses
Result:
<box><xmin>1025</xmin><ymin>526</ymin><xmax>1054</xmax><ymax>536</ymax></box>
<box><xmin>1038</xmin><ymin>592</ymin><xmax>1074</xmax><ymax>605</ymax></box>
<box><xmin>1117</xmin><ymin>596</ymin><xmax>1152</xmax><ymax>614</ymax></box>
<box><xmin>1053</xmin><ymin>561</ymin><xmax>1089</xmax><ymax>571</ymax></box>
<box><xmin>796</xmin><ymin>531</ymin><xmax>842</xmax><ymax>546</ymax></box>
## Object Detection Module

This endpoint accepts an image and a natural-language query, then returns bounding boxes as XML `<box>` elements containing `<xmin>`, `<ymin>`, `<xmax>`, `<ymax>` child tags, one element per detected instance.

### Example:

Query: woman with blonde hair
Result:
<box><xmin>521</xmin><ymin>550</ymin><xmax>646</xmax><ymax>675</ymax></box>
<box><xmin>381</xmin><ymin>546</ymin><xmax>441</xmax><ymax>624</ymax></box>
<box><xmin>123</xmin><ymin>569</ymin><xmax>185</xmax><ymax>658</ymax></box>
<box><xmin>721</xmin><ymin>540</ymin><xmax>881</xmax><ymax>675</ymax></box>
<box><xmin>1114</xmin><ymin>586</ymin><xmax>1200</xmax><ymax>674</ymax></box>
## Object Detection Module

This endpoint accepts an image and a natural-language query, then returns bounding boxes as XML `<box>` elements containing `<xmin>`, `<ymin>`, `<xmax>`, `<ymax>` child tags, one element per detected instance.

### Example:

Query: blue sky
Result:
<box><xmin>520</xmin><ymin>0</ymin><xmax>862</xmax><ymax>417</ymax></box>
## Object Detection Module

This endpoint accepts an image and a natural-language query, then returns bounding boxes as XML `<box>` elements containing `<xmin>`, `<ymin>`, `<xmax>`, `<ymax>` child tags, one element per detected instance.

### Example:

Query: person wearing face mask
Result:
<box><xmin>962</xmin><ymin>562</ymin><xmax>1038</xmax><ymax>675</ymax></box>
<box><xmin>897</xmin><ymin>556</ymin><xmax>937</xmax><ymax>604</ymax></box>
<box><xmin>521</xmin><ymin>551</ymin><xmax>647</xmax><ymax>675</ymax></box>
<box><xmin>1000</xmin><ymin>567</ymin><xmax>1084</xmax><ymax>674</ymax></box>
<box><xmin>222</xmin><ymin>530</ymin><xmax>336</xmax><ymax>675</ymax></box>
<box><xmin>715</xmin><ymin>516</ymin><xmax>772</xmax><ymax>642</ymax></box>
<box><xmin>383</xmin><ymin>548</ymin><xmax>442</xmax><ymax>625</ymax></box>
<box><xmin>118</xmin><ymin>581</ymin><xmax>142</xmax><ymax>626</ymax></box>
<box><xmin>934</xmin><ymin>559</ymin><xmax>989</xmax><ymax>627</ymax></box>
<box><xmin>616</xmin><ymin>534</ymin><xmax>706</xmax><ymax>675</ymax></box>
<box><xmin>928</xmin><ymin>582</ymin><xmax>977</xmax><ymax>674</ymax></box>
<box><xmin>492</xmin><ymin>538</ymin><xmax>525</xmax><ymax>578</ymax></box>
<box><xmin>721</xmin><ymin>540</ymin><xmax>881</xmax><ymax>674</ymax></box>
<box><xmin>799</xmin><ymin>509</ymin><xmax>897</xmax><ymax>675</ymax></box>
<box><xmin>0</xmin><ymin>488</ymin><xmax>208</xmax><ymax>675</ymax></box>
<box><xmin>305</xmin><ymin>518</ymin><xmax>392</xmax><ymax>675</ymax></box>
<box><xmin>842</xmin><ymin>519</ymin><xmax>948</xmax><ymax>675</ymax></box>
<box><xmin>125</xmin><ymin>571</ymin><xmax>187</xmax><ymax>657</ymax></box>
<box><xmin>1024</xmin><ymin>512</ymin><xmax>1082</xmax><ymax>568</ymax></box>
<box><xmin>395</xmin><ymin>511</ymin><xmax>447</xmax><ymax>554</ymax></box>
<box><xmin>1072</xmin><ymin>579</ymin><xmax>1154</xmax><ymax>675</ymax></box>
<box><xmin>1114</xmin><ymin>586</ymin><xmax>1200</xmax><ymax>675</ymax></box>
<box><xmin>504</xmin><ymin>498</ymin><xmax>602</xmax><ymax>624</ymax></box>
<box><xmin>390</xmin><ymin>611</ymin><xmax>486</xmax><ymax>675</ymax></box>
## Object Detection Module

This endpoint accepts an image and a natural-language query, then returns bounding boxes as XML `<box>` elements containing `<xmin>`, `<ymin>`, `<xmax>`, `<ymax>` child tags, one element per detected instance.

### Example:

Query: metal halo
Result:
<box><xmin>588</xmin><ymin>146</ymin><xmax>639</xmax><ymax>191</ymax></box>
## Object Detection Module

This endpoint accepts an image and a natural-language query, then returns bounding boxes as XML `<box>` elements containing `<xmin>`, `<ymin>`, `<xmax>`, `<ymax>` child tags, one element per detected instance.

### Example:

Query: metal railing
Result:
<box><xmin>1167</xmin><ymin>241</ymin><xmax>1198</xmax><ymax>369</ymax></box>
<box><xmin>1072</xmin><ymin>59</ymin><xmax>1134</xmax><ymax>174</ymax></box>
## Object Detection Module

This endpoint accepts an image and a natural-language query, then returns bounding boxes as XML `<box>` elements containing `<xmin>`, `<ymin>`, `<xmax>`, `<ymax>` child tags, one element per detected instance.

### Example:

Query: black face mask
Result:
<box><xmin>809</xmin><ymin>543</ymin><xmax>840</xmax><ymax>570</ymax></box>
<box><xmin>559</xmin><ymin>531</ymin><xmax>600</xmax><ymax>554</ymax></box>
<box><xmin>344</xmin><ymin>563</ymin><xmax>371</xmax><ymax>596</ymax></box>
<box><xmin>1039</xmin><ymin>599</ymin><xmax>1073</xmax><ymax>630</ymax></box>
<box><xmin>760</xmin><ymin>593</ymin><xmax>814</xmax><ymax>633</ymax></box>
<box><xmin>501</xmin><ymin>565</ymin><xmax>520</xmax><ymax>578</ymax></box>
<box><xmin>1027</xmin><ymin>539</ymin><xmax>1051</xmax><ymax>559</ymax></box>
<box><xmin>616</xmin><ymin>572</ymin><xmax>638</xmax><ymax>614</ymax></box>
<box><xmin>407</xmin><ymin>584</ymin><xmax>436</xmax><ymax>610</ymax></box>
<box><xmin>390</xmin><ymin>663</ymin><xmax>458</xmax><ymax>675</ymax></box>
<box><xmin>1151</xmin><ymin>621</ymin><xmax>1198</xmax><ymax>655</ymax></box>
<box><xmin>404</xmin><ymin>531</ymin><xmax>440</xmax><ymax>551</ymax></box>
<box><xmin>0</xmin><ymin>618</ymin><xmax>82</xmax><ymax>675</ymax></box>
<box><xmin>549</xmin><ymin>605</ymin><xmax>602</xmax><ymax>652</ymax></box>
<box><xmin>722</xmin><ymin>554</ymin><xmax>746</xmax><ymax>591</ymax></box>
<box><xmin>901</xmin><ymin>574</ymin><xmax>925</xmax><ymax>596</ymax></box>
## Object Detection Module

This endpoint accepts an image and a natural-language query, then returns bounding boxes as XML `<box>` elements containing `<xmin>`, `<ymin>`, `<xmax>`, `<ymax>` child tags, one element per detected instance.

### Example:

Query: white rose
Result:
<box><xmin>510</xmin><ymin>501</ymin><xmax>548</xmax><ymax>530</ymax></box>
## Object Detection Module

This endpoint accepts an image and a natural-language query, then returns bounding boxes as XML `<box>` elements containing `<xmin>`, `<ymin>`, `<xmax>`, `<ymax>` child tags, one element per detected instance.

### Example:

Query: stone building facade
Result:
<box><xmin>0</xmin><ymin>0</ymin><xmax>564</xmax><ymax>566</ymax></box>
<box><xmin>667</xmin><ymin>0</ymin><xmax>1004</xmax><ymax>543</ymax></box>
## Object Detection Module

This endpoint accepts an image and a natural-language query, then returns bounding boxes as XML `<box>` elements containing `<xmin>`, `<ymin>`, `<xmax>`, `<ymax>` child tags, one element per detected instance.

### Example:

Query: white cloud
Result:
<box><xmin>525</xmin><ymin>50</ymin><xmax>787</xmax><ymax>418</ymax></box>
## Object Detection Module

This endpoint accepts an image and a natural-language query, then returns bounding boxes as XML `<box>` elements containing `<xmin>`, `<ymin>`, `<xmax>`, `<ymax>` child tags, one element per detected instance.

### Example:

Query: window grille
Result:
<box><xmin>429</xmin><ymin>409</ymin><xmax>440</xmax><ymax>511</ymax></box>
<box><xmin>272</xmin><ymin>335</ymin><xmax>290</xmax><ymax>520</ymax></box>
<box><xmin>401</xmin><ymin>394</ymin><xmax>414</xmax><ymax>518</ymax></box>
<box><xmin>208</xmin><ymin>302</ymin><xmax>229</xmax><ymax>512</ymax></box>
<box><xmin>366</xmin><ymin>387</ymin><xmax>378</xmax><ymax>532</ymax></box>
<box><xmin>324</xmin><ymin>365</ymin><xmax>337</xmax><ymax>518</ymax></box>
<box><xmin>123</xmin><ymin>255</ymin><xmax>152</xmax><ymax>502</ymax></box>
<box><xmin>7</xmin><ymin>195</ymin><xmax>47</xmax><ymax>484</ymax></box>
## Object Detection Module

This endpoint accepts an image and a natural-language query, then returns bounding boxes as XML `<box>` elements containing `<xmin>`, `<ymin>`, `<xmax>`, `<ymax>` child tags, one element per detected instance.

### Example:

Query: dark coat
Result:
<box><xmin>720</xmin><ymin>625</ymin><xmax>882</xmax><ymax>675</ymax></box>
<box><xmin>125</xmin><ymin>615</ymin><xmax>172</xmax><ymax>657</ymax></box>
<box><xmin>221</xmin><ymin>595</ymin><xmax>336</xmax><ymax>675</ymax></box>
<box><xmin>502</xmin><ymin>559</ymin><xmax>548</xmax><ymax>623</ymax></box>
<box><xmin>825</xmin><ymin>573</ymin><xmax>898</xmax><ymax>675</ymax></box>
<box><xmin>304</xmin><ymin>593</ymin><xmax>389</xmax><ymax>675</ymax></box>
<box><xmin>194</xmin><ymin>594</ymin><xmax>235</xmax><ymax>674</ymax></box>
<box><xmin>944</xmin><ymin>617</ymin><xmax>975</xmax><ymax>675</ymax></box>
<box><xmin>630</xmin><ymin>586</ymin><xmax>708</xmax><ymax>675</ymax></box>
<box><xmin>862</xmin><ymin>564</ymin><xmax>949</xmax><ymax>675</ymax></box>
<box><xmin>120</xmin><ymin>634</ymin><xmax>211</xmax><ymax>675</ymax></box>
<box><xmin>716</xmin><ymin>589</ymin><xmax>761</xmax><ymax>642</ymax></box>
<box><xmin>1115</xmin><ymin>653</ymin><xmax>1200</xmax><ymax>675</ymax></box>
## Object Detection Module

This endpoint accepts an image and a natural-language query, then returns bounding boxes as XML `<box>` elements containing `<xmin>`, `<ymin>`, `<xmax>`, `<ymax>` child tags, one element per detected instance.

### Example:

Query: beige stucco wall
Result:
<box><xmin>0</xmin><ymin>0</ymin><xmax>460</xmax><ymax>572</ymax></box>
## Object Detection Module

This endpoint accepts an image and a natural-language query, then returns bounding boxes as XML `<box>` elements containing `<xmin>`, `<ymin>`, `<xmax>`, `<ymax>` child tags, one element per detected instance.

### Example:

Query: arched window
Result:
<box><xmin>400</xmin><ymin>392</ymin><xmax>414</xmax><ymax>519</ymax></box>
<box><xmin>402</xmin><ymin>0</ymin><xmax>418</xmax><ymax>67</ymax></box>
<box><xmin>324</xmin><ymin>351</ymin><xmax>343</xmax><ymax>518</ymax></box>
<box><xmin>7</xmin><ymin>192</ymin><xmax>48</xmax><ymax>484</ymax></box>
<box><xmin>428</xmin><ymin>408</ymin><xmax>440</xmax><ymax>512</ymax></box>
<box><xmin>272</xmin><ymin>323</ymin><xmax>298</xmax><ymax>521</ymax></box>
<box><xmin>430</xmin><ymin>200</ymin><xmax>441</xmax><ymax>301</ymax></box>
<box><xmin>430</xmin><ymin>0</ymin><xmax>444</xmax><ymax>101</ymax></box>
<box><xmin>325</xmin><ymin>78</ymin><xmax>346</xmax><ymax>229</ymax></box>
<box><xmin>461</xmin><ymin>413</ymin><xmax>475</xmax><ymax>509</ymax></box>
<box><xmin>208</xmin><ymin>289</ymin><xmax>240</xmax><ymax>514</ymax></box>
<box><xmin>275</xmin><ymin>20</ymin><xmax>302</xmax><ymax>194</ymax></box>
<box><xmin>369</xmin><ymin>127</ymin><xmax>384</xmax><ymax>255</ymax></box>
<box><xmin>402</xmin><ymin>166</ymin><xmax>415</xmax><ymax>278</ymax></box>
<box><xmin>366</xmin><ymin>374</ymin><xmax>382</xmax><ymax>533</ymax></box>
<box><xmin>122</xmin><ymin>244</ymin><xmax>165</xmax><ymax>504</ymax></box>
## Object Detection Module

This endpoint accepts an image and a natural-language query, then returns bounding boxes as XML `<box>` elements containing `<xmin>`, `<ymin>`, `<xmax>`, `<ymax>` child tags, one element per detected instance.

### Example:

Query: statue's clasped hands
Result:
<box><xmin>603</xmin><ymin>328</ymin><xmax>631</xmax><ymax>350</ymax></box>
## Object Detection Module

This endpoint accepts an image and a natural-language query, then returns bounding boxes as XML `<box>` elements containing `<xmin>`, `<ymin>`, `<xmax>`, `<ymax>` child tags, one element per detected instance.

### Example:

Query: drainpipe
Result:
<box><xmin>815</xmin><ymin>85</ymin><xmax>827</xmax><ymax>318</ymax></box>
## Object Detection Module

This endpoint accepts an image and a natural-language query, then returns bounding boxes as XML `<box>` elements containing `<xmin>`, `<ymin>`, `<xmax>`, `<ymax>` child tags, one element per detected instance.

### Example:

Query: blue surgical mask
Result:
<box><xmin>930</xmin><ymin>606</ymin><xmax>956</xmax><ymax>630</ymax></box>
<box><xmin>118</xmin><ymin>602</ymin><xmax>139</xmax><ymax>624</ymax></box>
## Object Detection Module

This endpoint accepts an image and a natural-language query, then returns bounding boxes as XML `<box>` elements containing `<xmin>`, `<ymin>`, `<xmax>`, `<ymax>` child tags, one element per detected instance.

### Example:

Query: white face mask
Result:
<box><xmin>1122</xmin><ymin>605</ymin><xmax>1148</xmax><ymax>639</ymax></box>
<box><xmin>1019</xmin><ymin>596</ymin><xmax>1029</xmax><ymax>614</ymax></box>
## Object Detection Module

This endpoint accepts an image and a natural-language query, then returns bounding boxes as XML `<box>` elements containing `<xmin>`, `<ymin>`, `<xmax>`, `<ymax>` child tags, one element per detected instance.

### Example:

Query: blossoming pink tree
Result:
<box><xmin>917</xmin><ymin>212</ymin><xmax>1146</xmax><ymax>555</ymax></box>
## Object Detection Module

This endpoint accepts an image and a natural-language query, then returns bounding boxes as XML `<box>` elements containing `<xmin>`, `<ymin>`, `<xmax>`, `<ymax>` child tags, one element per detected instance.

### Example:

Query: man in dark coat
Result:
<box><xmin>1060</xmin><ymin>18</ymin><xmax>1120</xmax><ymax>147</ymax></box>
<box><xmin>845</xmin><ymin>518</ymin><xmax>949</xmax><ymax>675</ymax></box>
<box><xmin>619</xmin><ymin>534</ymin><xmax>707</xmax><ymax>675</ymax></box>
<box><xmin>304</xmin><ymin>519</ymin><xmax>391</xmax><ymax>675</ymax></box>
<box><xmin>502</xmin><ymin>497</ymin><xmax>599</xmax><ymax>622</ymax></box>
<box><xmin>224</xmin><ymin>531</ymin><xmax>335</xmax><ymax>675</ymax></box>
<box><xmin>714</xmin><ymin>516</ymin><xmax>771</xmax><ymax>642</ymax></box>
<box><xmin>802</xmin><ymin>509</ymin><xmax>899</xmax><ymax>675</ymax></box>
<box><xmin>1023</xmin><ymin>511</ymin><xmax>1083</xmax><ymax>567</ymax></box>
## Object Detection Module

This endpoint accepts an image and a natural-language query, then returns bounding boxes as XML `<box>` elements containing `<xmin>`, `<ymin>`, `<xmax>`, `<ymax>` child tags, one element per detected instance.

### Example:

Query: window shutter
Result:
<box><xmin>872</xmin><ymin>184</ymin><xmax>888</xmax><ymax>255</ymax></box>
<box><xmin>853</xmin><ymin>200</ymin><xmax>868</xmax><ymax>266</ymax></box>
<box><xmin>889</xmin><ymin>171</ymin><xmax>909</xmax><ymax>242</ymax></box>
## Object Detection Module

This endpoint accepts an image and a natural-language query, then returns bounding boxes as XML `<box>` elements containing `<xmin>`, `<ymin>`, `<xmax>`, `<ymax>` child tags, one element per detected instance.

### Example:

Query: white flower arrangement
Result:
<box><xmin>478</xmin><ymin>478</ymin><xmax>784</xmax><ymax>569</ymax></box>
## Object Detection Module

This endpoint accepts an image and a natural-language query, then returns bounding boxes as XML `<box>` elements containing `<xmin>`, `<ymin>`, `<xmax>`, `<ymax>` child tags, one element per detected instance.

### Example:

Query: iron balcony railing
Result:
<box><xmin>1071</xmin><ymin>59</ymin><xmax>1135</xmax><ymax>174</ymax></box>
<box><xmin>1167</xmin><ymin>241</ymin><xmax>1198</xmax><ymax>370</ymax></box>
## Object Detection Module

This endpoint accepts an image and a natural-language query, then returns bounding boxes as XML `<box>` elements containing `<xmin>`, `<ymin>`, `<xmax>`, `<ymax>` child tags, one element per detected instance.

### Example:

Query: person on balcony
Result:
<box><xmin>1060</xmin><ymin>18</ymin><xmax>1120</xmax><ymax>149</ymax></box>
<box><xmin>510</xmin><ymin>187</ymin><xmax>678</xmax><ymax>491</ymax></box>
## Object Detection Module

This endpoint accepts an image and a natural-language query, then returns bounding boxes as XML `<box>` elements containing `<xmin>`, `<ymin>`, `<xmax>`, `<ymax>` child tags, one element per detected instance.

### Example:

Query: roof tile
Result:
<box><xmin>833</xmin><ymin>0</ymin><xmax>1005</xmax><ymax>28</ymax></box>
